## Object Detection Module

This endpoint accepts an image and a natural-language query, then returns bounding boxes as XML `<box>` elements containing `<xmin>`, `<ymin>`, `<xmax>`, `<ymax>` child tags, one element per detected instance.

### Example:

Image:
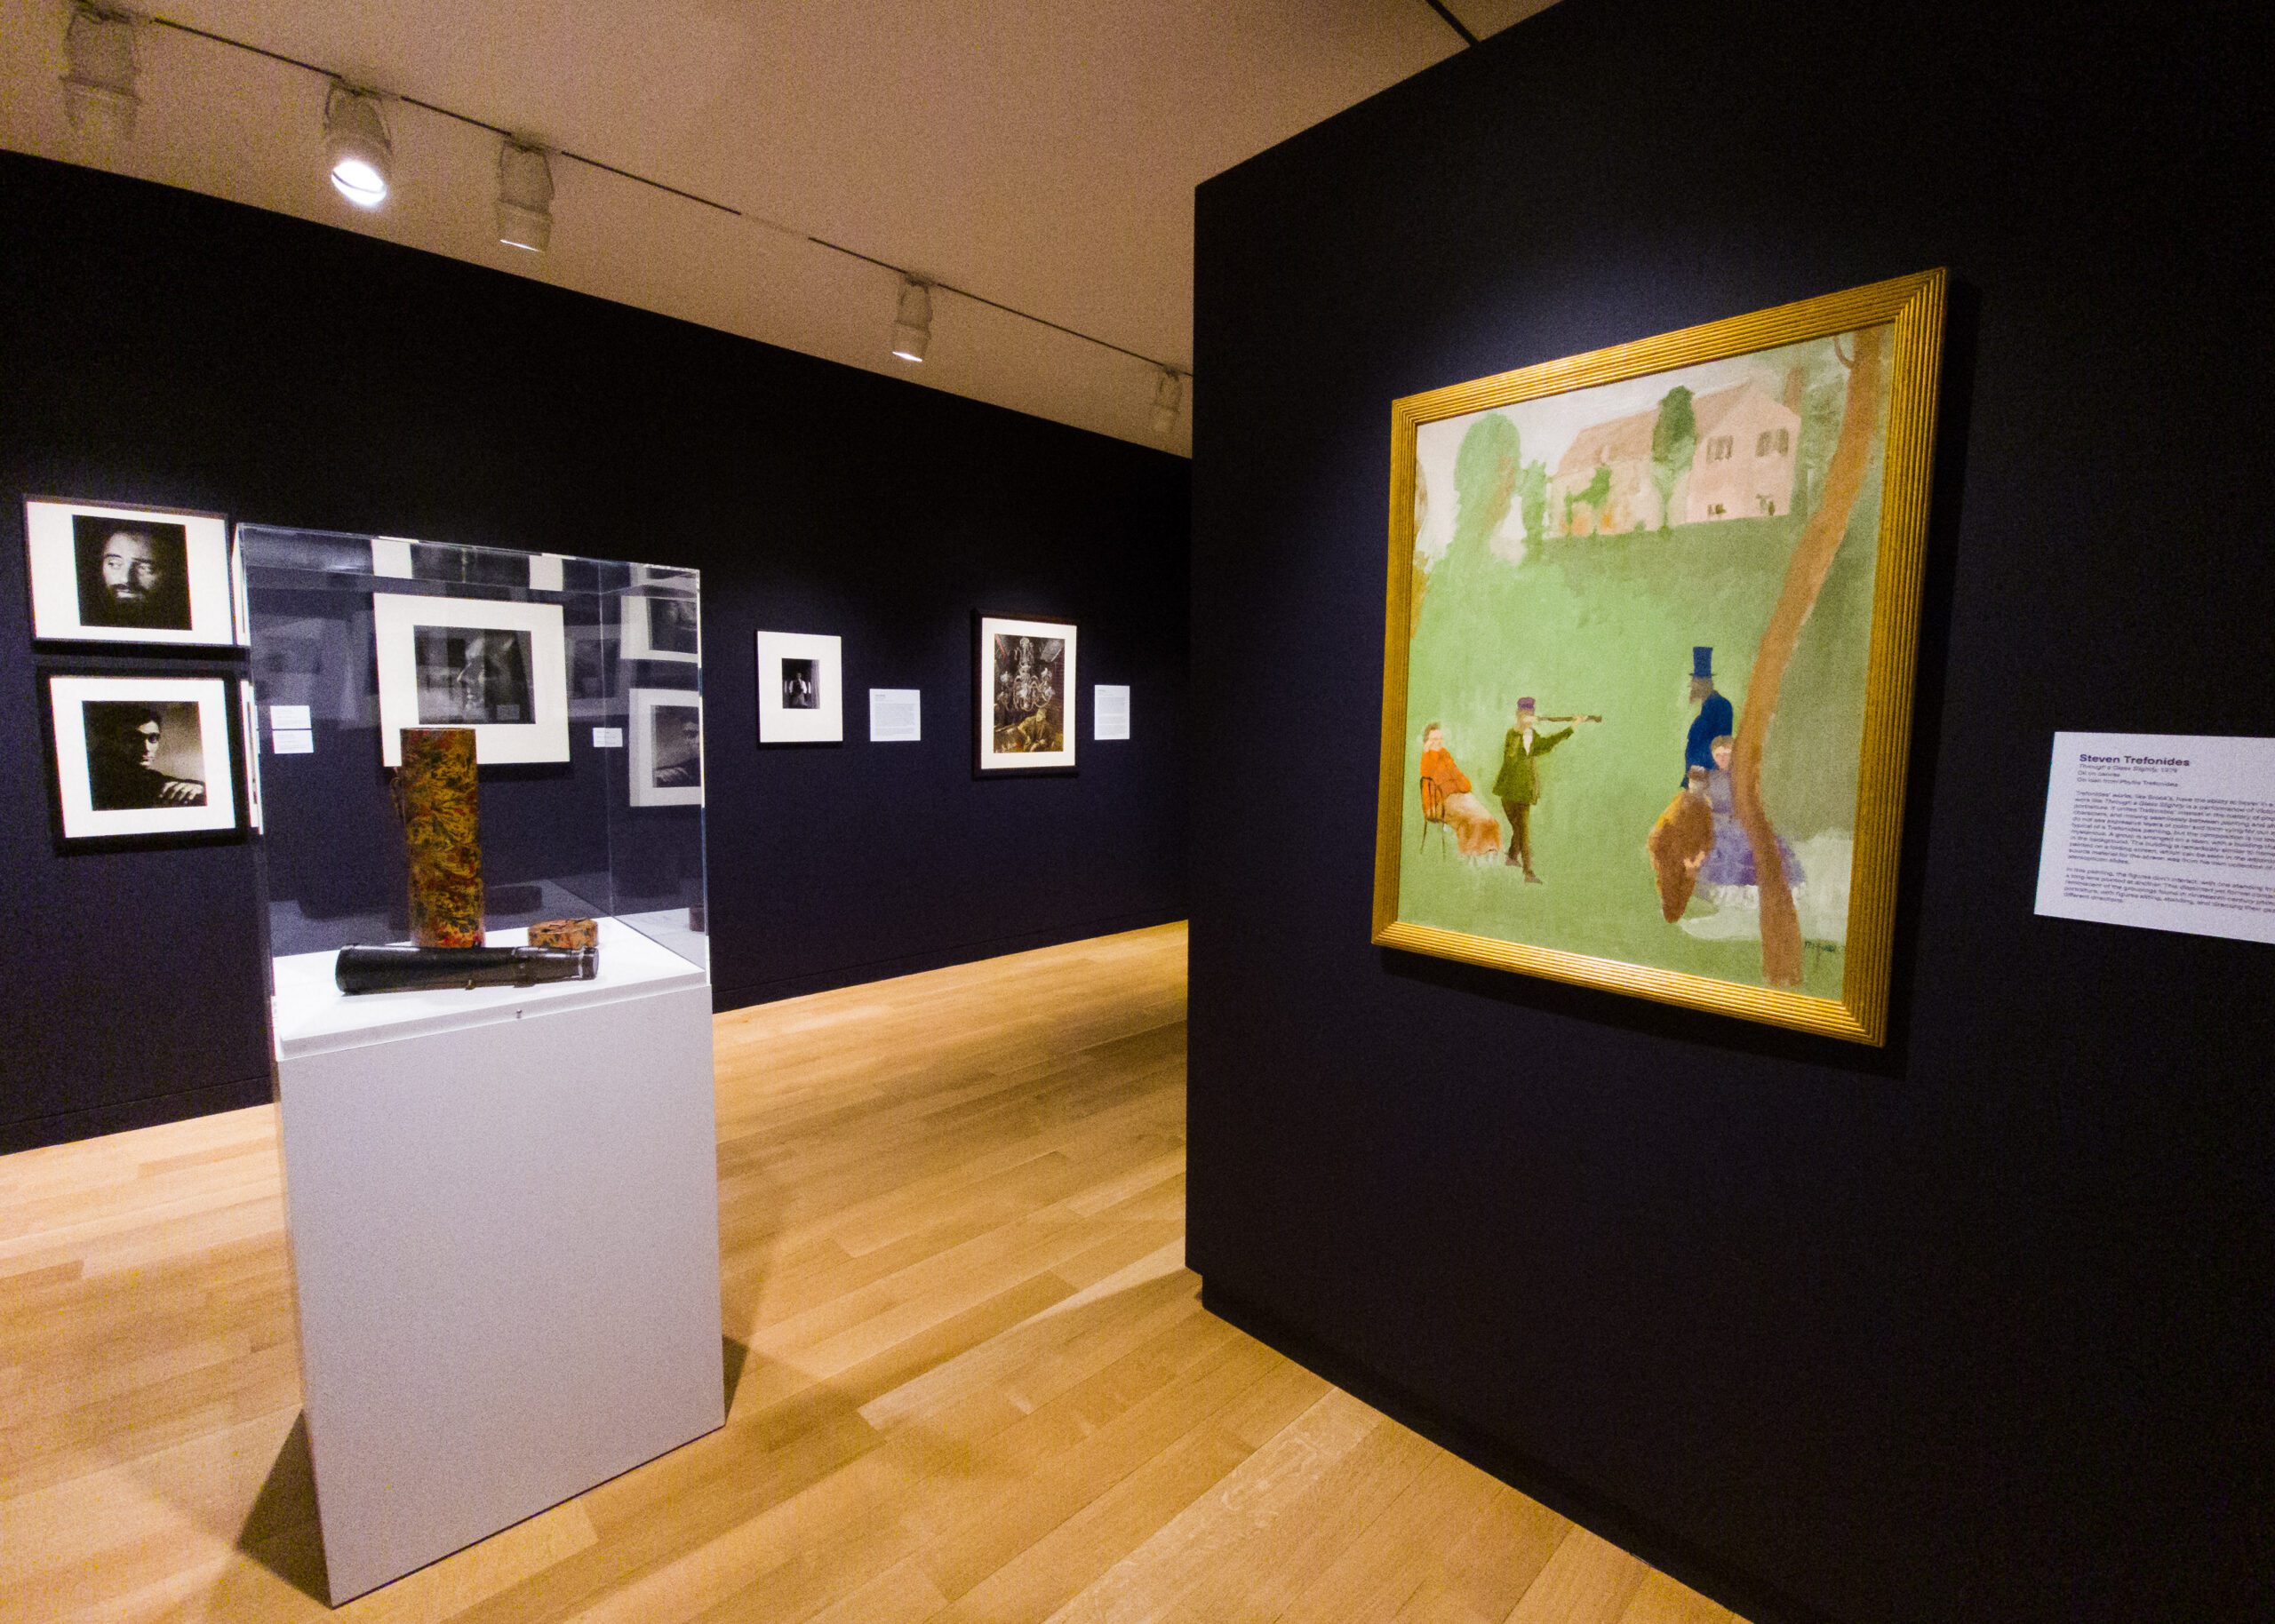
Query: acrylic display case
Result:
<box><xmin>239</xmin><ymin>526</ymin><xmax>723</xmax><ymax>1604</ymax></box>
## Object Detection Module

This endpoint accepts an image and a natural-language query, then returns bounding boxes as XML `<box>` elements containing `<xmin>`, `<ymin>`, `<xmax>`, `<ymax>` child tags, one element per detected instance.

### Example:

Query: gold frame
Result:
<box><xmin>1372</xmin><ymin>269</ymin><xmax>1946</xmax><ymax>1045</ymax></box>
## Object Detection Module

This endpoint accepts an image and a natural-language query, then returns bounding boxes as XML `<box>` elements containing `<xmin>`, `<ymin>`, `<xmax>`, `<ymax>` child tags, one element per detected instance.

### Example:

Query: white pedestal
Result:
<box><xmin>272</xmin><ymin>921</ymin><xmax>725</xmax><ymax>1604</ymax></box>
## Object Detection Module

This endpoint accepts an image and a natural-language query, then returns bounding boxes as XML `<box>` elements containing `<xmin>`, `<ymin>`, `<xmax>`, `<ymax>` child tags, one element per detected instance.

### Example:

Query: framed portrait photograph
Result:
<box><xmin>976</xmin><ymin>614</ymin><xmax>1077</xmax><ymax>774</ymax></box>
<box><xmin>627</xmin><ymin>688</ymin><xmax>704</xmax><ymax>807</ymax></box>
<box><xmin>44</xmin><ymin>672</ymin><xmax>243</xmax><ymax>845</ymax></box>
<box><xmin>1374</xmin><ymin>270</ymin><xmax>1945</xmax><ymax>1045</ymax></box>
<box><xmin>622</xmin><ymin>593</ymin><xmax>701</xmax><ymax>663</ymax></box>
<box><xmin>24</xmin><ymin>498</ymin><xmax>241</xmax><ymax>648</ymax></box>
<box><xmin>371</xmin><ymin>593</ymin><xmax>570</xmax><ymax>767</ymax></box>
<box><xmin>755</xmin><ymin>630</ymin><xmax>842</xmax><ymax>744</ymax></box>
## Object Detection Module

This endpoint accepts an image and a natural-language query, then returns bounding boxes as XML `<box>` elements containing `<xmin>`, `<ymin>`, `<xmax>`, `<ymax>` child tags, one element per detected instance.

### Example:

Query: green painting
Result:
<box><xmin>1375</xmin><ymin>274</ymin><xmax>1944</xmax><ymax>1042</ymax></box>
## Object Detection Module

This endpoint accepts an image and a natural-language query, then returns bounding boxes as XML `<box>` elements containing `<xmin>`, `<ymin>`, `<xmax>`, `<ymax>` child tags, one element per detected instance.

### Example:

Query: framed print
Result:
<box><xmin>1374</xmin><ymin>269</ymin><xmax>1945</xmax><ymax>1045</ymax></box>
<box><xmin>44</xmin><ymin>672</ymin><xmax>242</xmax><ymax>844</ymax></box>
<box><xmin>371</xmin><ymin>593</ymin><xmax>570</xmax><ymax>767</ymax></box>
<box><xmin>628</xmin><ymin>688</ymin><xmax>704</xmax><ymax>807</ymax></box>
<box><xmin>755</xmin><ymin>631</ymin><xmax>842</xmax><ymax>744</ymax></box>
<box><xmin>239</xmin><ymin>679</ymin><xmax>264</xmax><ymax>833</ymax></box>
<box><xmin>24</xmin><ymin>498</ymin><xmax>239</xmax><ymax>647</ymax></box>
<box><xmin>566</xmin><ymin>621</ymin><xmax>611</xmax><ymax>720</ymax></box>
<box><xmin>976</xmin><ymin>614</ymin><xmax>1076</xmax><ymax>774</ymax></box>
<box><xmin>622</xmin><ymin>593</ymin><xmax>701</xmax><ymax>663</ymax></box>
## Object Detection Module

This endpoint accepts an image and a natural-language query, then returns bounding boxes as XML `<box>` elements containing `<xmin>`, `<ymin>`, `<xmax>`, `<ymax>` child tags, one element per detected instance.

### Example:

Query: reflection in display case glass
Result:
<box><xmin>238</xmin><ymin>526</ymin><xmax>706</xmax><ymax>981</ymax></box>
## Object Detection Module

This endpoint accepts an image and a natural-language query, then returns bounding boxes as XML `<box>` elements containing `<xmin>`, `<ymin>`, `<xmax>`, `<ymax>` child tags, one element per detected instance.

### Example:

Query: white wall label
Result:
<box><xmin>370</xmin><ymin>537</ymin><xmax>415</xmax><ymax>578</ymax></box>
<box><xmin>529</xmin><ymin>553</ymin><xmax>566</xmax><ymax>592</ymax></box>
<box><xmin>592</xmin><ymin>727</ymin><xmax>625</xmax><ymax>749</ymax></box>
<box><xmin>869</xmin><ymin>689</ymin><xmax>922</xmax><ymax>742</ymax></box>
<box><xmin>270</xmin><ymin>705</ymin><xmax>312</xmax><ymax>732</ymax></box>
<box><xmin>272</xmin><ymin>729</ymin><xmax>315</xmax><ymax>755</ymax></box>
<box><xmin>1094</xmin><ymin>684</ymin><xmax>1131</xmax><ymax>740</ymax></box>
<box><xmin>2035</xmin><ymin>731</ymin><xmax>2275</xmax><ymax>944</ymax></box>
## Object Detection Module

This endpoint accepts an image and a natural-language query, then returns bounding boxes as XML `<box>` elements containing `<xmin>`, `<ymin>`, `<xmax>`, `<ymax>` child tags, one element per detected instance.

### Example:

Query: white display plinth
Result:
<box><xmin>273</xmin><ymin>921</ymin><xmax>724</xmax><ymax>1604</ymax></box>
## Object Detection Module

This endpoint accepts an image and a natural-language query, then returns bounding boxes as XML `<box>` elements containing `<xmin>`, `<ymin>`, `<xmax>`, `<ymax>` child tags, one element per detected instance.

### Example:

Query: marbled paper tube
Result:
<box><xmin>395</xmin><ymin>728</ymin><xmax>483</xmax><ymax>948</ymax></box>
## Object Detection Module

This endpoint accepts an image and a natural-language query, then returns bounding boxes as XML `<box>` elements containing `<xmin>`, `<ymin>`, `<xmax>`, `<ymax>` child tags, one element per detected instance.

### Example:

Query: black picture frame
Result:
<box><xmin>21</xmin><ymin>496</ymin><xmax>244</xmax><ymax>651</ymax></box>
<box><xmin>973</xmin><ymin>611</ymin><xmax>1079</xmax><ymax>778</ymax></box>
<box><xmin>38</xmin><ymin>667</ymin><xmax>252</xmax><ymax>853</ymax></box>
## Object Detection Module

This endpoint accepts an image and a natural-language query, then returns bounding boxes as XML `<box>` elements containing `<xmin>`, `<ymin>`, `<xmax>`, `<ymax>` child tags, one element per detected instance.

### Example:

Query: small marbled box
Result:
<box><xmin>529</xmin><ymin>918</ymin><xmax>598</xmax><ymax>951</ymax></box>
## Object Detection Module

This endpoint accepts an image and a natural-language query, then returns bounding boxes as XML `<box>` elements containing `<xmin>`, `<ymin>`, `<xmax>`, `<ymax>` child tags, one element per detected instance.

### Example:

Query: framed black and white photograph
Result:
<box><xmin>44</xmin><ymin>672</ymin><xmax>242</xmax><ymax>845</ymax></box>
<box><xmin>371</xmin><ymin>593</ymin><xmax>569</xmax><ymax>766</ymax></box>
<box><xmin>239</xmin><ymin>679</ymin><xmax>264</xmax><ymax>833</ymax></box>
<box><xmin>24</xmin><ymin>498</ymin><xmax>241</xmax><ymax>648</ymax></box>
<box><xmin>755</xmin><ymin>630</ymin><xmax>842</xmax><ymax>744</ymax></box>
<box><xmin>976</xmin><ymin>613</ymin><xmax>1077</xmax><ymax>774</ymax></box>
<box><xmin>622</xmin><ymin>593</ymin><xmax>701</xmax><ymax>663</ymax></box>
<box><xmin>628</xmin><ymin>688</ymin><xmax>704</xmax><ymax>807</ymax></box>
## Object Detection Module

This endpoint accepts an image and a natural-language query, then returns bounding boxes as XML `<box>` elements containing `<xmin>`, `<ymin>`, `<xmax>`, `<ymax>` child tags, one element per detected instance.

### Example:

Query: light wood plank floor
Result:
<box><xmin>0</xmin><ymin>922</ymin><xmax>1744</xmax><ymax>1624</ymax></box>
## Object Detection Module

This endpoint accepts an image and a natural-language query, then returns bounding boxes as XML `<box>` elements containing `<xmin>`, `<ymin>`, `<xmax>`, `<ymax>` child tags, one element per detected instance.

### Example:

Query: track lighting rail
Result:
<box><xmin>133</xmin><ymin>10</ymin><xmax>1191</xmax><ymax>381</ymax></box>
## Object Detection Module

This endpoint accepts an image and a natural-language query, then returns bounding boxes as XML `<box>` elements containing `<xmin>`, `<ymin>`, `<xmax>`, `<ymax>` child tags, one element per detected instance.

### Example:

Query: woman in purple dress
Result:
<box><xmin>1697</xmin><ymin>736</ymin><xmax>1802</xmax><ymax>901</ymax></box>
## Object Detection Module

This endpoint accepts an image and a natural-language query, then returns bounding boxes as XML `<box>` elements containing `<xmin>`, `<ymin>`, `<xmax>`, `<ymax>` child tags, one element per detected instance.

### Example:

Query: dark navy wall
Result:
<box><xmin>1189</xmin><ymin>4</ymin><xmax>2266</xmax><ymax>1624</ymax></box>
<box><xmin>1</xmin><ymin>150</ymin><xmax>1188</xmax><ymax>1154</ymax></box>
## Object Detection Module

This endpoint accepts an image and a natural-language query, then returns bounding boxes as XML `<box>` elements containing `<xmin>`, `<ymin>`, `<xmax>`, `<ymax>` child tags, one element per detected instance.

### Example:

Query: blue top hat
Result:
<box><xmin>1691</xmin><ymin>646</ymin><xmax>1714</xmax><ymax>680</ymax></box>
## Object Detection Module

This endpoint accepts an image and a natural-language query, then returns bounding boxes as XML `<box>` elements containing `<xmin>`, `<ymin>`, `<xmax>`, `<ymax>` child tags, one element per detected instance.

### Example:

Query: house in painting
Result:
<box><xmin>1549</xmin><ymin>380</ymin><xmax>1801</xmax><ymax>535</ymax></box>
<box><xmin>1547</xmin><ymin>403</ymin><xmax>1660</xmax><ymax>535</ymax></box>
<box><xmin>1684</xmin><ymin>382</ymin><xmax>1800</xmax><ymax>522</ymax></box>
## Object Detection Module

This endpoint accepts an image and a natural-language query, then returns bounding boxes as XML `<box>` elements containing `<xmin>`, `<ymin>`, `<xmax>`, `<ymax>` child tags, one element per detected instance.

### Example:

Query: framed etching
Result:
<box><xmin>628</xmin><ymin>688</ymin><xmax>704</xmax><ymax>807</ymax></box>
<box><xmin>976</xmin><ymin>613</ymin><xmax>1076</xmax><ymax>775</ymax></box>
<box><xmin>755</xmin><ymin>631</ymin><xmax>843</xmax><ymax>743</ymax></box>
<box><xmin>23</xmin><ymin>498</ymin><xmax>241</xmax><ymax>648</ymax></box>
<box><xmin>43</xmin><ymin>672</ymin><xmax>243</xmax><ymax>846</ymax></box>
<box><xmin>371</xmin><ymin>593</ymin><xmax>570</xmax><ymax>767</ymax></box>
<box><xmin>1374</xmin><ymin>270</ymin><xmax>1945</xmax><ymax>1044</ymax></box>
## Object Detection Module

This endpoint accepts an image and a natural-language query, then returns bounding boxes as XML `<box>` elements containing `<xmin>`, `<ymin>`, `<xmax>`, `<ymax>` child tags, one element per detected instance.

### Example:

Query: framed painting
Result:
<box><xmin>43</xmin><ymin>671</ymin><xmax>244</xmax><ymax>847</ymax></box>
<box><xmin>1373</xmin><ymin>269</ymin><xmax>1945</xmax><ymax>1044</ymax></box>
<box><xmin>976</xmin><ymin>613</ymin><xmax>1076</xmax><ymax>775</ymax></box>
<box><xmin>24</xmin><ymin>498</ymin><xmax>242</xmax><ymax>648</ymax></box>
<box><xmin>371</xmin><ymin>593</ymin><xmax>570</xmax><ymax>767</ymax></box>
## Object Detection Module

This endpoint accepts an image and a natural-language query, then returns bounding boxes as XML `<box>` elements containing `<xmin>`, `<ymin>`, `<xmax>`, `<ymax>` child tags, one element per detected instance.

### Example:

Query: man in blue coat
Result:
<box><xmin>1683</xmin><ymin>646</ymin><xmax>1733</xmax><ymax>786</ymax></box>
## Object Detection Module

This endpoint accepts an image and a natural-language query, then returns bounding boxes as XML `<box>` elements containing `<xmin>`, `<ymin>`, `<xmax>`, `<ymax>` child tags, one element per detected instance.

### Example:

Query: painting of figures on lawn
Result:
<box><xmin>1373</xmin><ymin>272</ymin><xmax>1945</xmax><ymax>1044</ymax></box>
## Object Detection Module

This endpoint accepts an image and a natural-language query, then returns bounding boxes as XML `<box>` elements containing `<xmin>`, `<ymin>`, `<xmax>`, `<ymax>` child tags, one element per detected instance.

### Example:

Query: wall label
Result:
<box><xmin>1094</xmin><ymin>684</ymin><xmax>1130</xmax><ymax>741</ymax></box>
<box><xmin>2035</xmin><ymin>731</ymin><xmax>2275</xmax><ymax>944</ymax></box>
<box><xmin>869</xmin><ymin>689</ymin><xmax>921</xmax><ymax>743</ymax></box>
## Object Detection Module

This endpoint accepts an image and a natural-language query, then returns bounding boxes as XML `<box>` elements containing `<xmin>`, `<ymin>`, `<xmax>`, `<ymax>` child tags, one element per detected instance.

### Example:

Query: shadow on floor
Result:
<box><xmin>228</xmin><ymin>1338</ymin><xmax>751</xmax><ymax>1609</ymax></box>
<box><xmin>723</xmin><ymin>1333</ymin><xmax>751</xmax><ymax>1414</ymax></box>
<box><xmin>238</xmin><ymin>1411</ymin><xmax>331</xmax><ymax>1604</ymax></box>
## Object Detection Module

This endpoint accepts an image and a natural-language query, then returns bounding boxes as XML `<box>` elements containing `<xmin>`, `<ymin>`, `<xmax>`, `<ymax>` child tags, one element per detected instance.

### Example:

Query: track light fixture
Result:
<box><xmin>323</xmin><ymin>82</ymin><xmax>393</xmax><ymax>208</ymax></box>
<box><xmin>61</xmin><ymin>4</ymin><xmax>139</xmax><ymax>142</ymax></box>
<box><xmin>496</xmin><ymin>139</ymin><xmax>554</xmax><ymax>251</ymax></box>
<box><xmin>890</xmin><ymin>278</ymin><xmax>931</xmax><ymax>363</ymax></box>
<box><xmin>1151</xmin><ymin>369</ymin><xmax>1184</xmax><ymax>436</ymax></box>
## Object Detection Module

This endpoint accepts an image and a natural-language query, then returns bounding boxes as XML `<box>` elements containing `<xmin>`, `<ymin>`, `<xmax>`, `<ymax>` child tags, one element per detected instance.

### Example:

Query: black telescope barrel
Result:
<box><xmin>335</xmin><ymin>943</ymin><xmax>599</xmax><ymax>994</ymax></box>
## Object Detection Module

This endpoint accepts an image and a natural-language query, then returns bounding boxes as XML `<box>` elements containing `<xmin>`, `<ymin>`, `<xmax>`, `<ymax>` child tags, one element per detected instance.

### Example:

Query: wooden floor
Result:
<box><xmin>0</xmin><ymin>922</ymin><xmax>1744</xmax><ymax>1624</ymax></box>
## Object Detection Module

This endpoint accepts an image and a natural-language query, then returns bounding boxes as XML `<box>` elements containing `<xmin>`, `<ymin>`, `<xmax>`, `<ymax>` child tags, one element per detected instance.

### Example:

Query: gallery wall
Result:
<box><xmin>0</xmin><ymin>150</ymin><xmax>1189</xmax><ymax>1154</ymax></box>
<box><xmin>1187</xmin><ymin>4</ymin><xmax>2266</xmax><ymax>1624</ymax></box>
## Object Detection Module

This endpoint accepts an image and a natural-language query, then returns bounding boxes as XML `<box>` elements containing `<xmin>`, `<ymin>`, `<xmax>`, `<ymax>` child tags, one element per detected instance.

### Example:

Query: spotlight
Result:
<box><xmin>890</xmin><ymin>278</ymin><xmax>930</xmax><ymax>363</ymax></box>
<box><xmin>496</xmin><ymin>139</ymin><xmax>554</xmax><ymax>251</ymax></box>
<box><xmin>1151</xmin><ymin>369</ymin><xmax>1184</xmax><ymax>436</ymax></box>
<box><xmin>61</xmin><ymin>4</ymin><xmax>139</xmax><ymax>142</ymax></box>
<box><xmin>323</xmin><ymin>83</ymin><xmax>392</xmax><ymax>208</ymax></box>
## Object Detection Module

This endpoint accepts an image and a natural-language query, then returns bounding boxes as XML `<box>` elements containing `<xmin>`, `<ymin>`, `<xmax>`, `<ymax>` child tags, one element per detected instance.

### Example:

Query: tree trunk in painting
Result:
<box><xmin>395</xmin><ymin>728</ymin><xmax>483</xmax><ymax>948</ymax></box>
<box><xmin>1733</xmin><ymin>331</ymin><xmax>1882</xmax><ymax>987</ymax></box>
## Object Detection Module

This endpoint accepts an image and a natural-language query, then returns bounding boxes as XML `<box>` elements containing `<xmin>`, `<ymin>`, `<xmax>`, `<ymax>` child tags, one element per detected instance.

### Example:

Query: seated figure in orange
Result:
<box><xmin>1419</xmin><ymin>723</ymin><xmax>1505</xmax><ymax>859</ymax></box>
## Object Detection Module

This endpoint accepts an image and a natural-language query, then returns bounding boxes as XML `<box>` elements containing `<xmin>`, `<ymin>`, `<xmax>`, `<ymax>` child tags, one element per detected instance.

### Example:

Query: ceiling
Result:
<box><xmin>1</xmin><ymin>1</ymin><xmax>1557</xmax><ymax>454</ymax></box>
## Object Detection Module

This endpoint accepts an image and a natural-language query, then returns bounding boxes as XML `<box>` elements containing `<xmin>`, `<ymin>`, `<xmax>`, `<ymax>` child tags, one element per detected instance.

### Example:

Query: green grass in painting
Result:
<box><xmin>1398</xmin><ymin>482</ymin><xmax>1882</xmax><ymax>1000</ymax></box>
